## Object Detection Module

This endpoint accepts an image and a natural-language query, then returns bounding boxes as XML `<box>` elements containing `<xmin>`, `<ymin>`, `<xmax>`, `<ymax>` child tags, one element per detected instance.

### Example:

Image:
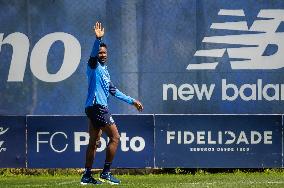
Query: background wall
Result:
<box><xmin>1</xmin><ymin>0</ymin><xmax>284</xmax><ymax>115</ymax></box>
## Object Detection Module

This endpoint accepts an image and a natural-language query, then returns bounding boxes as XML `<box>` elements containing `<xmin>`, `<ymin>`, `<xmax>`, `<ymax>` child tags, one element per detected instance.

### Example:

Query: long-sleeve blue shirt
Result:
<box><xmin>85</xmin><ymin>38</ymin><xmax>135</xmax><ymax>108</ymax></box>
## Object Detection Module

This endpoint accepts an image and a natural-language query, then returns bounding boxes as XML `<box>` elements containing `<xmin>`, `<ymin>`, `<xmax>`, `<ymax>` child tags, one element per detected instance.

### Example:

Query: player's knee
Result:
<box><xmin>88</xmin><ymin>138</ymin><xmax>98</xmax><ymax>148</ymax></box>
<box><xmin>110</xmin><ymin>134</ymin><xmax>120</xmax><ymax>144</ymax></box>
<box><xmin>95</xmin><ymin>139</ymin><xmax>101</xmax><ymax>148</ymax></box>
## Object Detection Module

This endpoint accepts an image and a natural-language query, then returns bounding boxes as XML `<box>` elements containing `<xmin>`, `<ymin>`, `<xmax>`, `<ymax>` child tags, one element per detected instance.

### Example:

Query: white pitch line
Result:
<box><xmin>57</xmin><ymin>180</ymin><xmax>78</xmax><ymax>185</ymax></box>
<box><xmin>14</xmin><ymin>180</ymin><xmax>284</xmax><ymax>187</ymax></box>
<box><xmin>176</xmin><ymin>181</ymin><xmax>284</xmax><ymax>185</ymax></box>
<box><xmin>20</xmin><ymin>180</ymin><xmax>78</xmax><ymax>187</ymax></box>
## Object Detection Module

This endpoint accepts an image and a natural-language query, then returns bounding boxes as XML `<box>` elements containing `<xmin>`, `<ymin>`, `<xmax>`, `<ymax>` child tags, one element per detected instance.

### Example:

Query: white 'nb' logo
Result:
<box><xmin>187</xmin><ymin>9</ymin><xmax>284</xmax><ymax>70</ymax></box>
<box><xmin>0</xmin><ymin>127</ymin><xmax>9</xmax><ymax>152</ymax></box>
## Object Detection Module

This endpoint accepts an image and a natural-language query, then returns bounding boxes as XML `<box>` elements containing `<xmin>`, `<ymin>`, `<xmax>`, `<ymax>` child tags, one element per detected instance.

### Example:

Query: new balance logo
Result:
<box><xmin>0</xmin><ymin>141</ymin><xmax>6</xmax><ymax>152</ymax></box>
<box><xmin>0</xmin><ymin>127</ymin><xmax>9</xmax><ymax>135</ymax></box>
<box><xmin>187</xmin><ymin>9</ymin><xmax>284</xmax><ymax>70</ymax></box>
<box><xmin>0</xmin><ymin>127</ymin><xmax>9</xmax><ymax>152</ymax></box>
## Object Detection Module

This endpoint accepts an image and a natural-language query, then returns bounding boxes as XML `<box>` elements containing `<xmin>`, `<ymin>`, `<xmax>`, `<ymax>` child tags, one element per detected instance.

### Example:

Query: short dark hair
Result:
<box><xmin>100</xmin><ymin>43</ymin><xmax>107</xmax><ymax>49</ymax></box>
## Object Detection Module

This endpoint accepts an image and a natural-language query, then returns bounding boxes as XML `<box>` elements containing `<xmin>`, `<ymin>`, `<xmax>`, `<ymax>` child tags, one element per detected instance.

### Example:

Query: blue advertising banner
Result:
<box><xmin>0</xmin><ymin>116</ymin><xmax>26</xmax><ymax>168</ymax></box>
<box><xmin>2</xmin><ymin>0</ymin><xmax>284</xmax><ymax>115</ymax></box>
<box><xmin>27</xmin><ymin>115</ymin><xmax>154</xmax><ymax>168</ymax></box>
<box><xmin>155</xmin><ymin>115</ymin><xmax>282</xmax><ymax>168</ymax></box>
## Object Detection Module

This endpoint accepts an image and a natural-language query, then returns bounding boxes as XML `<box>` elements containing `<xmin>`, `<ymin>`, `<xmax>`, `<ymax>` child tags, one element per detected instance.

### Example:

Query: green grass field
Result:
<box><xmin>1</xmin><ymin>170</ymin><xmax>284</xmax><ymax>188</ymax></box>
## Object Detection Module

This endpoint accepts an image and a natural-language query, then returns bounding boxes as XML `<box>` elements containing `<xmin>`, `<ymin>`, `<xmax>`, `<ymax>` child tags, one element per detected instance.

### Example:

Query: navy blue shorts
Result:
<box><xmin>85</xmin><ymin>104</ymin><xmax>115</xmax><ymax>127</ymax></box>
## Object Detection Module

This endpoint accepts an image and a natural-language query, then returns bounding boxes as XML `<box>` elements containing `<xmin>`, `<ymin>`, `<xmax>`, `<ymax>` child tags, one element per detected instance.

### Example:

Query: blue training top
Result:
<box><xmin>85</xmin><ymin>38</ymin><xmax>135</xmax><ymax>108</ymax></box>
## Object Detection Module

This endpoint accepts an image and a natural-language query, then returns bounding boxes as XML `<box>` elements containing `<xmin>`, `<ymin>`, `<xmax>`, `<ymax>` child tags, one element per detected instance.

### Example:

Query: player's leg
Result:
<box><xmin>81</xmin><ymin>118</ymin><xmax>103</xmax><ymax>185</ymax></box>
<box><xmin>85</xmin><ymin>119</ymin><xmax>102</xmax><ymax>169</ymax></box>
<box><xmin>99</xmin><ymin>123</ymin><xmax>121</xmax><ymax>185</ymax></box>
<box><xmin>103</xmin><ymin>123</ymin><xmax>120</xmax><ymax>164</ymax></box>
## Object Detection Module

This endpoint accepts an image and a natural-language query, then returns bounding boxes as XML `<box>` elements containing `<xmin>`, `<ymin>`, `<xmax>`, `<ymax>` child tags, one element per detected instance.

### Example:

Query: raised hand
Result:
<box><xmin>93</xmin><ymin>22</ymin><xmax>105</xmax><ymax>38</ymax></box>
<box><xmin>133</xmin><ymin>100</ymin><xmax>143</xmax><ymax>112</ymax></box>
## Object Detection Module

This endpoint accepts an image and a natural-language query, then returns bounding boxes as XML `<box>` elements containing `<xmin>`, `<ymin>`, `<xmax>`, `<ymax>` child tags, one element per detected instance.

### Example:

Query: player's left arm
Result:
<box><xmin>109</xmin><ymin>81</ymin><xmax>143</xmax><ymax>112</ymax></box>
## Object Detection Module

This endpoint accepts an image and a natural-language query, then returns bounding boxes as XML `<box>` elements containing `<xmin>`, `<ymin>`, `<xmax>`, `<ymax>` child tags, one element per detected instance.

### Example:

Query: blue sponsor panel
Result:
<box><xmin>0</xmin><ymin>116</ymin><xmax>26</xmax><ymax>168</ymax></box>
<box><xmin>155</xmin><ymin>115</ymin><xmax>282</xmax><ymax>168</ymax></box>
<box><xmin>27</xmin><ymin>116</ymin><xmax>84</xmax><ymax>168</ymax></box>
<box><xmin>111</xmin><ymin>115</ymin><xmax>154</xmax><ymax>168</ymax></box>
<box><xmin>27</xmin><ymin>115</ymin><xmax>154</xmax><ymax>168</ymax></box>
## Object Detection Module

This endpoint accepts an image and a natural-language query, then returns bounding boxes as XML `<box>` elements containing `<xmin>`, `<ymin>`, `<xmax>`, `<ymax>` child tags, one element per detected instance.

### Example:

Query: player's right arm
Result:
<box><xmin>88</xmin><ymin>22</ymin><xmax>105</xmax><ymax>68</ymax></box>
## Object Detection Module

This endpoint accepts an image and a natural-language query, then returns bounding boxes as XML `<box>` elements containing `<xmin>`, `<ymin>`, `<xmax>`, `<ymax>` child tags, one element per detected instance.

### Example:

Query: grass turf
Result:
<box><xmin>1</xmin><ymin>171</ymin><xmax>284</xmax><ymax>187</ymax></box>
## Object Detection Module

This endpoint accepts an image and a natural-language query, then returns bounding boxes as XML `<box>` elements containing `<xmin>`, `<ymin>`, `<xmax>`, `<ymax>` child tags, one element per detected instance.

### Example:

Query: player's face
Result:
<box><xmin>98</xmin><ymin>47</ymin><xmax>107</xmax><ymax>63</ymax></box>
